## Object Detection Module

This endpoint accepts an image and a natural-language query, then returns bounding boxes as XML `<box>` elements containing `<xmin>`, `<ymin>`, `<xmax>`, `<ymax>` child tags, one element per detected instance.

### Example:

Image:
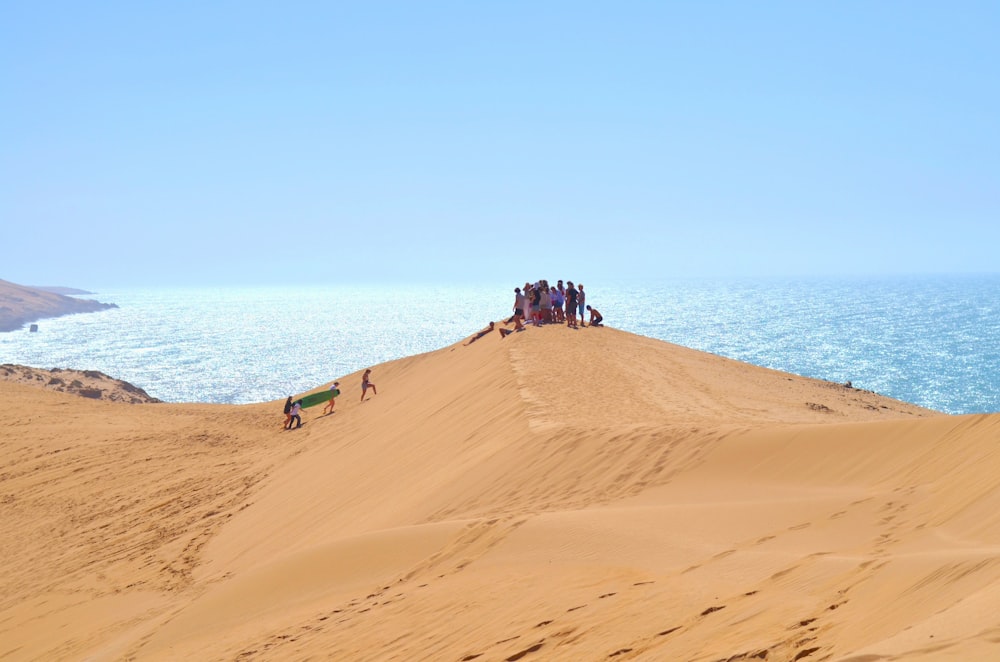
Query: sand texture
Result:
<box><xmin>3</xmin><ymin>323</ymin><xmax>1000</xmax><ymax>661</ymax></box>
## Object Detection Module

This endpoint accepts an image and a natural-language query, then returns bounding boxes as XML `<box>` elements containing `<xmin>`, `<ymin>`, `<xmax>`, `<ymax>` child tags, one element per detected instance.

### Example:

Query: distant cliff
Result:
<box><xmin>0</xmin><ymin>279</ymin><xmax>118</xmax><ymax>332</ymax></box>
<box><xmin>0</xmin><ymin>364</ymin><xmax>161</xmax><ymax>403</ymax></box>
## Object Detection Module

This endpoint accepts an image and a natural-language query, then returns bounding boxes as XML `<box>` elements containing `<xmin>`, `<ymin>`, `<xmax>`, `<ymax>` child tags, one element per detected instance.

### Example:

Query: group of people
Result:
<box><xmin>507</xmin><ymin>279</ymin><xmax>603</xmax><ymax>332</ymax></box>
<box><xmin>282</xmin><ymin>369</ymin><xmax>377</xmax><ymax>430</ymax></box>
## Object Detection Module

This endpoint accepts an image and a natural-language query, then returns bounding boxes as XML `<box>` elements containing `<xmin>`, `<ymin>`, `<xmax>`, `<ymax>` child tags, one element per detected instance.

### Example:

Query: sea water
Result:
<box><xmin>1</xmin><ymin>276</ymin><xmax>998</xmax><ymax>414</ymax></box>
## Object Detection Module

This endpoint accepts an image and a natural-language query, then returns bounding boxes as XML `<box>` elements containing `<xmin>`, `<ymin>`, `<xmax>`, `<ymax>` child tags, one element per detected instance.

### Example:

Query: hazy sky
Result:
<box><xmin>2</xmin><ymin>2</ymin><xmax>997</xmax><ymax>287</ymax></box>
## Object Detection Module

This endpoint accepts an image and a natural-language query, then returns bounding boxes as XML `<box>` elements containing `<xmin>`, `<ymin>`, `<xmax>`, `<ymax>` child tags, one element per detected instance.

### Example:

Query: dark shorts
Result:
<box><xmin>514</xmin><ymin>308</ymin><xmax>524</xmax><ymax>316</ymax></box>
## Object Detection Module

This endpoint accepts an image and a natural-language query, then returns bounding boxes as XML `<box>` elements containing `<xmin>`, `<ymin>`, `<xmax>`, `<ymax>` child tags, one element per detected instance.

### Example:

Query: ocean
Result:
<box><xmin>1</xmin><ymin>276</ymin><xmax>998</xmax><ymax>414</ymax></box>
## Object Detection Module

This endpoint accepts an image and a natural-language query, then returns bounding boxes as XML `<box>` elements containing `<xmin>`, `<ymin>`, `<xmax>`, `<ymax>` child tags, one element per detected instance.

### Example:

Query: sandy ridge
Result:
<box><xmin>4</xmin><ymin>323</ymin><xmax>1000</xmax><ymax>661</ymax></box>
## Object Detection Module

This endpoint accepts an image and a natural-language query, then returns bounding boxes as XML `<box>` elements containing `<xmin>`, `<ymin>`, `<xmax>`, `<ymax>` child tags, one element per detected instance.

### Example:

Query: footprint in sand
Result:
<box><xmin>505</xmin><ymin>642</ymin><xmax>544</xmax><ymax>661</ymax></box>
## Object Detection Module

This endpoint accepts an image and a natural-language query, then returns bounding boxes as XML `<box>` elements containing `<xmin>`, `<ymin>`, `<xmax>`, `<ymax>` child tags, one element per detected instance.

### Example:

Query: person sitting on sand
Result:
<box><xmin>322</xmin><ymin>382</ymin><xmax>340</xmax><ymax>415</ymax></box>
<box><xmin>586</xmin><ymin>305</ymin><xmax>603</xmax><ymax>327</ymax></box>
<box><xmin>465</xmin><ymin>322</ymin><xmax>495</xmax><ymax>345</ymax></box>
<box><xmin>288</xmin><ymin>399</ymin><xmax>303</xmax><ymax>429</ymax></box>
<box><xmin>361</xmin><ymin>369</ymin><xmax>377</xmax><ymax>402</ymax></box>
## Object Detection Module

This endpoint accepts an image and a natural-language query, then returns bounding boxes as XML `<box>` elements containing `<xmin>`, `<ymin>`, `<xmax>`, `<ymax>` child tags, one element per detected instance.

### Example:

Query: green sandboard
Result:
<box><xmin>299</xmin><ymin>389</ymin><xmax>335</xmax><ymax>408</ymax></box>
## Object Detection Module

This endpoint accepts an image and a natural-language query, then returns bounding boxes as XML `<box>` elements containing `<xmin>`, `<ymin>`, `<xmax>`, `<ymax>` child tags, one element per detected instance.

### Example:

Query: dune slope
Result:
<box><xmin>3</xmin><ymin>325</ymin><xmax>999</xmax><ymax>661</ymax></box>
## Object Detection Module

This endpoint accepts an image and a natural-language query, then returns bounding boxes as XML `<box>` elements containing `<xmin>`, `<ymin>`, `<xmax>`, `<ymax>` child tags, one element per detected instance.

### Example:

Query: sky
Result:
<box><xmin>2</xmin><ymin>1</ymin><xmax>998</xmax><ymax>288</ymax></box>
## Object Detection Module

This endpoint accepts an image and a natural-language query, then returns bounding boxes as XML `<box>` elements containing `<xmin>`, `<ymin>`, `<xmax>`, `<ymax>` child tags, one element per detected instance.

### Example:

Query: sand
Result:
<box><xmin>2</xmin><ymin>321</ymin><xmax>999</xmax><ymax>661</ymax></box>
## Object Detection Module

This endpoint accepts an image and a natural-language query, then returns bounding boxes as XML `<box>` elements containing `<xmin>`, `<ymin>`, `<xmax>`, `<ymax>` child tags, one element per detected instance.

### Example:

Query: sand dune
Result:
<box><xmin>3</xmin><ymin>323</ymin><xmax>999</xmax><ymax>661</ymax></box>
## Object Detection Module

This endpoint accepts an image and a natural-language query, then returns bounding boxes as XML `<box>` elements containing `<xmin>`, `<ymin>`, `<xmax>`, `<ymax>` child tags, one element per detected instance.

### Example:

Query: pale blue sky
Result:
<box><xmin>2</xmin><ymin>1</ymin><xmax>997</xmax><ymax>287</ymax></box>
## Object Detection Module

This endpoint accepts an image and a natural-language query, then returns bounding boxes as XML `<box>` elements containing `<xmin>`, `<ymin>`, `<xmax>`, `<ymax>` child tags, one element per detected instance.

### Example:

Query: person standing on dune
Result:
<box><xmin>361</xmin><ymin>369</ymin><xmax>377</xmax><ymax>402</ymax></box>
<box><xmin>565</xmin><ymin>281</ymin><xmax>579</xmax><ymax>328</ymax></box>
<box><xmin>512</xmin><ymin>287</ymin><xmax>525</xmax><ymax>327</ymax></box>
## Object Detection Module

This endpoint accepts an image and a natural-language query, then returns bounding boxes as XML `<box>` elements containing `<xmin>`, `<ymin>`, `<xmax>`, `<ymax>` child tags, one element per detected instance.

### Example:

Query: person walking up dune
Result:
<box><xmin>322</xmin><ymin>382</ymin><xmax>340</xmax><ymax>415</ymax></box>
<box><xmin>288</xmin><ymin>399</ymin><xmax>303</xmax><ymax>429</ymax></box>
<box><xmin>361</xmin><ymin>369</ymin><xmax>377</xmax><ymax>402</ymax></box>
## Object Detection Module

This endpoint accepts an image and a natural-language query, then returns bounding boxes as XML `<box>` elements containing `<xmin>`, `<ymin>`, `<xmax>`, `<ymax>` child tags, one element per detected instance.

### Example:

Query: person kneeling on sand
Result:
<box><xmin>322</xmin><ymin>382</ymin><xmax>340</xmax><ymax>415</ymax></box>
<box><xmin>586</xmin><ymin>305</ymin><xmax>603</xmax><ymax>326</ymax></box>
<box><xmin>501</xmin><ymin>316</ymin><xmax>524</xmax><ymax>337</ymax></box>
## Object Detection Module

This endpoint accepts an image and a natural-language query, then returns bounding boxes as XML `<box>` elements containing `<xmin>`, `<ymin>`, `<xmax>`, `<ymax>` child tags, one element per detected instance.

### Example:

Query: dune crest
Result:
<box><xmin>4</xmin><ymin>325</ymin><xmax>1000</xmax><ymax>661</ymax></box>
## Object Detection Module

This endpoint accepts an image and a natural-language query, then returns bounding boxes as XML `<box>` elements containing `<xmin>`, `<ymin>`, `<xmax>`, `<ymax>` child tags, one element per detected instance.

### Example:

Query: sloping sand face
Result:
<box><xmin>3</xmin><ymin>325</ymin><xmax>999</xmax><ymax>661</ymax></box>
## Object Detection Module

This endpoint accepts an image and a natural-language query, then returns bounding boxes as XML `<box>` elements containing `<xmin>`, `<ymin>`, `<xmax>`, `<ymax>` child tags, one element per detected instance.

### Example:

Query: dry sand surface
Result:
<box><xmin>2</xmin><ymin>323</ymin><xmax>1000</xmax><ymax>661</ymax></box>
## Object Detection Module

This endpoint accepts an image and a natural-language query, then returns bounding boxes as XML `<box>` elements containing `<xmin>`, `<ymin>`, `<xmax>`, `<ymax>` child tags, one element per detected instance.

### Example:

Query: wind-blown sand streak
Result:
<box><xmin>3</xmin><ymin>324</ymin><xmax>999</xmax><ymax>661</ymax></box>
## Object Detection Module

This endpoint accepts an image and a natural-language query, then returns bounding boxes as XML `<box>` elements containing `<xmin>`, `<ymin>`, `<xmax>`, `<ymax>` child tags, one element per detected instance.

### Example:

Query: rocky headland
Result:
<box><xmin>0</xmin><ymin>278</ymin><xmax>117</xmax><ymax>332</ymax></box>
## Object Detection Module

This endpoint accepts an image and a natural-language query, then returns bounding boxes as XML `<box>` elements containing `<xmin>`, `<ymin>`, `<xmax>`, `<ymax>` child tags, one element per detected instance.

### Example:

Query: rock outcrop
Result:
<box><xmin>0</xmin><ymin>364</ymin><xmax>161</xmax><ymax>403</ymax></box>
